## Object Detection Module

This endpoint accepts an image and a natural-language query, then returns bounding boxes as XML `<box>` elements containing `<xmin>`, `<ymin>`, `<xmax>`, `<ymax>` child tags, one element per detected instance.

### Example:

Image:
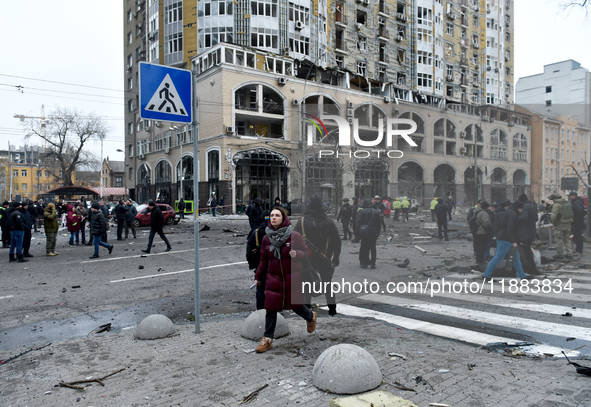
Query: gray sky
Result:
<box><xmin>0</xmin><ymin>0</ymin><xmax>589</xmax><ymax>162</ymax></box>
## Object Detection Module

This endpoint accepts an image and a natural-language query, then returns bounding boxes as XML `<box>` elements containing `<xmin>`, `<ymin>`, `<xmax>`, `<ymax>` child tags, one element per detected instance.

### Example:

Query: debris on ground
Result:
<box><xmin>388</xmin><ymin>352</ymin><xmax>407</xmax><ymax>360</ymax></box>
<box><xmin>562</xmin><ymin>351</ymin><xmax>591</xmax><ymax>376</ymax></box>
<box><xmin>397</xmin><ymin>259</ymin><xmax>410</xmax><ymax>268</ymax></box>
<box><xmin>391</xmin><ymin>381</ymin><xmax>416</xmax><ymax>392</ymax></box>
<box><xmin>59</xmin><ymin>368</ymin><xmax>126</xmax><ymax>390</ymax></box>
<box><xmin>239</xmin><ymin>383</ymin><xmax>268</xmax><ymax>404</ymax></box>
<box><xmin>87</xmin><ymin>324</ymin><xmax>112</xmax><ymax>335</ymax></box>
<box><xmin>0</xmin><ymin>343</ymin><xmax>51</xmax><ymax>365</ymax></box>
<box><xmin>199</xmin><ymin>225</ymin><xmax>211</xmax><ymax>232</ymax></box>
<box><xmin>414</xmin><ymin>246</ymin><xmax>427</xmax><ymax>254</ymax></box>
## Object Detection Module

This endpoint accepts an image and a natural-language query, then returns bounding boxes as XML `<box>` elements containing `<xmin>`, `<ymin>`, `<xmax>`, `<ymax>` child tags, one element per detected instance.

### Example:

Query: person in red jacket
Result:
<box><xmin>66</xmin><ymin>204</ymin><xmax>81</xmax><ymax>246</ymax></box>
<box><xmin>254</xmin><ymin>206</ymin><xmax>317</xmax><ymax>353</ymax></box>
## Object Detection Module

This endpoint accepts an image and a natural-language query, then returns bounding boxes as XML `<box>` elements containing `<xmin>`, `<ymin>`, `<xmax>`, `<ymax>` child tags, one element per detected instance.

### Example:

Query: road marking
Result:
<box><xmin>81</xmin><ymin>246</ymin><xmax>226</xmax><ymax>263</ymax></box>
<box><xmin>0</xmin><ymin>295</ymin><xmax>14</xmax><ymax>300</ymax></box>
<box><xmin>331</xmin><ymin>304</ymin><xmax>579</xmax><ymax>358</ymax></box>
<box><xmin>359</xmin><ymin>294</ymin><xmax>591</xmax><ymax>339</ymax></box>
<box><xmin>110</xmin><ymin>261</ymin><xmax>248</xmax><ymax>283</ymax></box>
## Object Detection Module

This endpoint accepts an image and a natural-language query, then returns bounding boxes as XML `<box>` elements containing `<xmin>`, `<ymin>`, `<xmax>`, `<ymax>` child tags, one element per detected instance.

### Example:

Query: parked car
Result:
<box><xmin>133</xmin><ymin>204</ymin><xmax>177</xmax><ymax>227</ymax></box>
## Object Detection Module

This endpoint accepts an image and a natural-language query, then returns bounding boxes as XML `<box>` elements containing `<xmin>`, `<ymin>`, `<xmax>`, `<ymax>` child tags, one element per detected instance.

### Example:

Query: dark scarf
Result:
<box><xmin>265</xmin><ymin>224</ymin><xmax>292</xmax><ymax>259</ymax></box>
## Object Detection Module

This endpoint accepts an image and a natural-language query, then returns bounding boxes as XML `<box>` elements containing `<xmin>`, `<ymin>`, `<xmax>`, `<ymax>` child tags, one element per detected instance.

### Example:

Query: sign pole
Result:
<box><xmin>192</xmin><ymin>67</ymin><xmax>200</xmax><ymax>334</ymax></box>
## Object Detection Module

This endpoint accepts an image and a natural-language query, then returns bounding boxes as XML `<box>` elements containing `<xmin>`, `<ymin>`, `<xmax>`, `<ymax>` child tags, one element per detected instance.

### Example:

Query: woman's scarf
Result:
<box><xmin>266</xmin><ymin>224</ymin><xmax>292</xmax><ymax>259</ymax></box>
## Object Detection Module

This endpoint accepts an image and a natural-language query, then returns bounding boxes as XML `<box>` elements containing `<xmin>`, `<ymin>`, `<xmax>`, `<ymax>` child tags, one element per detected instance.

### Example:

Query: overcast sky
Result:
<box><xmin>0</xmin><ymin>0</ymin><xmax>589</xmax><ymax>162</ymax></box>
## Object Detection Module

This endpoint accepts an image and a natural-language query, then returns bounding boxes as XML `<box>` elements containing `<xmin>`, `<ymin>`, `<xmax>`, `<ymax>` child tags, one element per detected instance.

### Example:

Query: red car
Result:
<box><xmin>133</xmin><ymin>204</ymin><xmax>177</xmax><ymax>227</ymax></box>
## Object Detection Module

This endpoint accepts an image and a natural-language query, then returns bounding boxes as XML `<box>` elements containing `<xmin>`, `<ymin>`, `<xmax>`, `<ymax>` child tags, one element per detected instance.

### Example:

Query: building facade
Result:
<box><xmin>123</xmin><ymin>0</ymin><xmax>523</xmax><ymax>211</ymax></box>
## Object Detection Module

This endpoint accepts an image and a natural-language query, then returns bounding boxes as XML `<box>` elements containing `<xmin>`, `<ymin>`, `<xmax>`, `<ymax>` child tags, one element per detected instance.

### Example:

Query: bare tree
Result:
<box><xmin>24</xmin><ymin>108</ymin><xmax>105</xmax><ymax>187</ymax></box>
<box><xmin>560</xmin><ymin>0</ymin><xmax>589</xmax><ymax>15</ymax></box>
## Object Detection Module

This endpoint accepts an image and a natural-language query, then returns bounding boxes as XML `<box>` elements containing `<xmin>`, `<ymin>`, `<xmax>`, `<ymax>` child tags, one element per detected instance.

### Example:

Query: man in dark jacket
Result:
<box><xmin>569</xmin><ymin>191</ymin><xmax>585</xmax><ymax>254</ymax></box>
<box><xmin>294</xmin><ymin>195</ymin><xmax>342</xmax><ymax>316</ymax></box>
<box><xmin>178</xmin><ymin>198</ymin><xmax>186</xmax><ymax>219</ymax></box>
<box><xmin>482</xmin><ymin>201</ymin><xmax>532</xmax><ymax>280</ymax></box>
<box><xmin>445</xmin><ymin>195</ymin><xmax>455</xmax><ymax>221</ymax></box>
<box><xmin>1</xmin><ymin>200</ymin><xmax>10</xmax><ymax>248</ymax></box>
<box><xmin>434</xmin><ymin>198</ymin><xmax>451</xmax><ymax>241</ymax></box>
<box><xmin>27</xmin><ymin>201</ymin><xmax>39</xmax><ymax>232</ymax></box>
<box><xmin>246</xmin><ymin>198</ymin><xmax>263</xmax><ymax>238</ymax></box>
<box><xmin>88</xmin><ymin>202</ymin><xmax>113</xmax><ymax>259</ymax></box>
<box><xmin>355</xmin><ymin>199</ymin><xmax>381</xmax><ymax>269</ymax></box>
<box><xmin>336</xmin><ymin>198</ymin><xmax>353</xmax><ymax>240</ymax></box>
<box><xmin>517</xmin><ymin>194</ymin><xmax>540</xmax><ymax>274</ymax></box>
<box><xmin>124</xmin><ymin>200</ymin><xmax>138</xmax><ymax>239</ymax></box>
<box><xmin>113</xmin><ymin>200</ymin><xmax>128</xmax><ymax>241</ymax></box>
<box><xmin>246</xmin><ymin>210</ymin><xmax>270</xmax><ymax>310</ymax></box>
<box><xmin>22</xmin><ymin>201</ymin><xmax>34</xmax><ymax>258</ymax></box>
<box><xmin>471</xmin><ymin>201</ymin><xmax>493</xmax><ymax>265</ymax></box>
<box><xmin>8</xmin><ymin>202</ymin><xmax>28</xmax><ymax>263</ymax></box>
<box><xmin>99</xmin><ymin>199</ymin><xmax>110</xmax><ymax>243</ymax></box>
<box><xmin>142</xmin><ymin>201</ymin><xmax>172</xmax><ymax>253</ymax></box>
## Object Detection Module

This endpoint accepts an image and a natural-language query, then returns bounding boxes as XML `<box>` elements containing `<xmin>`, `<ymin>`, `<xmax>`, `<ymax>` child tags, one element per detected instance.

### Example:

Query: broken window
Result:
<box><xmin>356</xmin><ymin>61</ymin><xmax>367</xmax><ymax>75</ymax></box>
<box><xmin>356</xmin><ymin>10</ymin><xmax>366</xmax><ymax>24</ymax></box>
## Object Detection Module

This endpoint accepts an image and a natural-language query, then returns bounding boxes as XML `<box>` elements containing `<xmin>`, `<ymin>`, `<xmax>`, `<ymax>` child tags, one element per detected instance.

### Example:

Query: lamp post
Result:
<box><xmin>116</xmin><ymin>149</ymin><xmax>126</xmax><ymax>200</ymax></box>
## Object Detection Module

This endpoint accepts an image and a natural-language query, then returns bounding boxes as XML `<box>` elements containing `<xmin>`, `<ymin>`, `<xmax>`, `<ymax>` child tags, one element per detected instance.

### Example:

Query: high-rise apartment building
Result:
<box><xmin>123</xmin><ymin>0</ymin><xmax>524</xmax><ymax>210</ymax></box>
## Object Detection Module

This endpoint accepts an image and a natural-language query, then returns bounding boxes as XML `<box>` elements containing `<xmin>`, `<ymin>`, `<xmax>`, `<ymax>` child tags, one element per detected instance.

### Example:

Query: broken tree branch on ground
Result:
<box><xmin>58</xmin><ymin>367</ymin><xmax>127</xmax><ymax>391</ymax></box>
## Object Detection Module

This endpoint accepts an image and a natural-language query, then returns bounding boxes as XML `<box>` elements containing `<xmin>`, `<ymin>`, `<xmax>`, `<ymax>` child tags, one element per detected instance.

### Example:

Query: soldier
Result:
<box><xmin>336</xmin><ymin>198</ymin><xmax>353</xmax><ymax>240</ymax></box>
<box><xmin>549</xmin><ymin>193</ymin><xmax>574</xmax><ymax>260</ymax></box>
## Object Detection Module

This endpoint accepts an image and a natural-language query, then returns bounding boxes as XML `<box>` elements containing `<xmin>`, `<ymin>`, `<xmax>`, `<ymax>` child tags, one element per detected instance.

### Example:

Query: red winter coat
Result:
<box><xmin>255</xmin><ymin>216</ymin><xmax>309</xmax><ymax>312</ymax></box>
<box><xmin>66</xmin><ymin>205</ymin><xmax>80</xmax><ymax>232</ymax></box>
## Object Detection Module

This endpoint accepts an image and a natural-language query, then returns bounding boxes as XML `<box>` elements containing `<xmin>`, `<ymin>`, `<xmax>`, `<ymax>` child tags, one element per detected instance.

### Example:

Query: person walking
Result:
<box><xmin>549</xmin><ymin>193</ymin><xmax>574</xmax><ymax>260</ymax></box>
<box><xmin>430</xmin><ymin>197</ymin><xmax>438</xmax><ymax>221</ymax></box>
<box><xmin>382</xmin><ymin>197</ymin><xmax>392</xmax><ymax>227</ymax></box>
<box><xmin>99</xmin><ymin>199</ymin><xmax>110</xmax><ymax>243</ymax></box>
<box><xmin>1</xmin><ymin>200</ymin><xmax>10</xmax><ymax>248</ymax></box>
<box><xmin>517</xmin><ymin>194</ymin><xmax>540</xmax><ymax>274</ymax></box>
<box><xmin>8</xmin><ymin>202</ymin><xmax>28</xmax><ymax>263</ymax></box>
<box><xmin>219</xmin><ymin>195</ymin><xmax>226</xmax><ymax>215</ymax></box>
<box><xmin>400</xmin><ymin>196</ymin><xmax>410</xmax><ymax>223</ymax></box>
<box><xmin>434</xmin><ymin>198</ymin><xmax>451</xmax><ymax>241</ymax></box>
<box><xmin>482</xmin><ymin>201</ymin><xmax>533</xmax><ymax>281</ymax></box>
<box><xmin>124</xmin><ymin>199</ymin><xmax>138</xmax><ymax>239</ymax></box>
<box><xmin>75</xmin><ymin>203</ymin><xmax>88</xmax><ymax>244</ymax></box>
<box><xmin>88</xmin><ymin>202</ymin><xmax>113</xmax><ymax>259</ymax></box>
<box><xmin>246</xmin><ymin>198</ymin><xmax>263</xmax><ymax>238</ymax></box>
<box><xmin>471</xmin><ymin>201</ymin><xmax>493</xmax><ymax>266</ymax></box>
<box><xmin>114</xmin><ymin>200</ymin><xmax>128</xmax><ymax>241</ymax></box>
<box><xmin>66</xmin><ymin>204</ymin><xmax>81</xmax><ymax>247</ymax></box>
<box><xmin>22</xmin><ymin>201</ymin><xmax>34</xmax><ymax>258</ymax></box>
<box><xmin>445</xmin><ymin>195</ymin><xmax>456</xmax><ymax>221</ymax></box>
<box><xmin>392</xmin><ymin>197</ymin><xmax>401</xmax><ymax>222</ymax></box>
<box><xmin>43</xmin><ymin>203</ymin><xmax>59</xmax><ymax>256</ymax></box>
<box><xmin>246</xmin><ymin>210</ymin><xmax>270</xmax><ymax>310</ymax></box>
<box><xmin>142</xmin><ymin>201</ymin><xmax>172</xmax><ymax>254</ymax></box>
<box><xmin>294</xmin><ymin>195</ymin><xmax>341</xmax><ymax>316</ymax></box>
<box><xmin>210</xmin><ymin>195</ymin><xmax>218</xmax><ymax>217</ymax></box>
<box><xmin>356</xmin><ymin>199</ymin><xmax>381</xmax><ymax>269</ymax></box>
<box><xmin>178</xmin><ymin>198</ymin><xmax>186</xmax><ymax>219</ymax></box>
<box><xmin>336</xmin><ymin>198</ymin><xmax>353</xmax><ymax>240</ymax></box>
<box><xmin>569</xmin><ymin>191</ymin><xmax>585</xmax><ymax>255</ymax></box>
<box><xmin>254</xmin><ymin>206</ymin><xmax>317</xmax><ymax>353</ymax></box>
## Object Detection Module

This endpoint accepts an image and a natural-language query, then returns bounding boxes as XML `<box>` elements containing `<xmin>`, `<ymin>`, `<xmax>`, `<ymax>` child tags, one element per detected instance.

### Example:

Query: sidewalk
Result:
<box><xmin>1</xmin><ymin>313</ymin><xmax>589</xmax><ymax>406</ymax></box>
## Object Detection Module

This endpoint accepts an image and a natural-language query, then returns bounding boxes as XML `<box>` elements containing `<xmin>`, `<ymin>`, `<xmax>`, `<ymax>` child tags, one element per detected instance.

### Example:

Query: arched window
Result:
<box><xmin>434</xmin><ymin>118</ymin><xmax>457</xmax><ymax>155</ymax></box>
<box><xmin>177</xmin><ymin>155</ymin><xmax>194</xmax><ymax>200</ymax></box>
<box><xmin>512</xmin><ymin>133</ymin><xmax>527</xmax><ymax>161</ymax></box>
<box><xmin>207</xmin><ymin>150</ymin><xmax>220</xmax><ymax>198</ymax></box>
<box><xmin>354</xmin><ymin>157</ymin><xmax>389</xmax><ymax>198</ymax></box>
<box><xmin>354</xmin><ymin>104</ymin><xmax>387</xmax><ymax>148</ymax></box>
<box><xmin>489</xmin><ymin>129</ymin><xmax>508</xmax><ymax>160</ymax></box>
<box><xmin>397</xmin><ymin>111</ymin><xmax>425</xmax><ymax>151</ymax></box>
<box><xmin>303</xmin><ymin>94</ymin><xmax>341</xmax><ymax>144</ymax></box>
<box><xmin>235</xmin><ymin>83</ymin><xmax>285</xmax><ymax>138</ymax></box>
<box><xmin>398</xmin><ymin>162</ymin><xmax>424</xmax><ymax>201</ymax></box>
<box><xmin>490</xmin><ymin>168</ymin><xmax>507</xmax><ymax>202</ymax></box>
<box><xmin>433</xmin><ymin>164</ymin><xmax>456</xmax><ymax>199</ymax></box>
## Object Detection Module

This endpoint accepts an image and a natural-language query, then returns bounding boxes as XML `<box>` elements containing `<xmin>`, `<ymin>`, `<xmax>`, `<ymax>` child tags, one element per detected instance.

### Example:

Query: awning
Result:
<box><xmin>90</xmin><ymin>187</ymin><xmax>129</xmax><ymax>196</ymax></box>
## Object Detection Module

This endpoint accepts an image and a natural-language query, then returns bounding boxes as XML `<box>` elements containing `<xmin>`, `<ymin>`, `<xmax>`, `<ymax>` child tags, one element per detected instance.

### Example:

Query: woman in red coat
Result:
<box><xmin>66</xmin><ymin>204</ymin><xmax>81</xmax><ymax>246</ymax></box>
<box><xmin>254</xmin><ymin>206</ymin><xmax>317</xmax><ymax>353</ymax></box>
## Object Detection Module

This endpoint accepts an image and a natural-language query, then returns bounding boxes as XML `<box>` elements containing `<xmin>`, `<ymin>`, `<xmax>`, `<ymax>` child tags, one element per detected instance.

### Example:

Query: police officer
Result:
<box><xmin>401</xmin><ymin>196</ymin><xmax>411</xmax><ymax>223</ymax></box>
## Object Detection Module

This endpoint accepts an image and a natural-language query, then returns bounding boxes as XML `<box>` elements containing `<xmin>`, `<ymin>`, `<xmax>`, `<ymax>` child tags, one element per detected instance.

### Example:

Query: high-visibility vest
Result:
<box><xmin>401</xmin><ymin>199</ymin><xmax>410</xmax><ymax>208</ymax></box>
<box><xmin>430</xmin><ymin>199</ymin><xmax>438</xmax><ymax>210</ymax></box>
<box><xmin>393</xmin><ymin>201</ymin><xmax>401</xmax><ymax>210</ymax></box>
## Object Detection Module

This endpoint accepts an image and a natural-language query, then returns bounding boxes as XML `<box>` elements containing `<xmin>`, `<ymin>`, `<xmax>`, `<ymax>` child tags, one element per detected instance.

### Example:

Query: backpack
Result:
<box><xmin>359</xmin><ymin>209</ymin><xmax>377</xmax><ymax>237</ymax></box>
<box><xmin>468</xmin><ymin>213</ymin><xmax>479</xmax><ymax>234</ymax></box>
<box><xmin>246</xmin><ymin>229</ymin><xmax>263</xmax><ymax>269</ymax></box>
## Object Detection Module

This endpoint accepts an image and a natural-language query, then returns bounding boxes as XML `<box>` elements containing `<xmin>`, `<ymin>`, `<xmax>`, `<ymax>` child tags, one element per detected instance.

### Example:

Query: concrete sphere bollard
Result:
<box><xmin>136</xmin><ymin>314</ymin><xmax>175</xmax><ymax>340</ymax></box>
<box><xmin>312</xmin><ymin>344</ymin><xmax>382</xmax><ymax>394</ymax></box>
<box><xmin>241</xmin><ymin>309</ymin><xmax>290</xmax><ymax>340</ymax></box>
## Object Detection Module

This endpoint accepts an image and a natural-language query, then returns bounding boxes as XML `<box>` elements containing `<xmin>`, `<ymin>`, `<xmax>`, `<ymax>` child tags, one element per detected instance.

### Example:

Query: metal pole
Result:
<box><xmin>192</xmin><ymin>67</ymin><xmax>200</xmax><ymax>334</ymax></box>
<box><xmin>9</xmin><ymin>164</ymin><xmax>13</xmax><ymax>201</ymax></box>
<box><xmin>100</xmin><ymin>140</ymin><xmax>104</xmax><ymax>198</ymax></box>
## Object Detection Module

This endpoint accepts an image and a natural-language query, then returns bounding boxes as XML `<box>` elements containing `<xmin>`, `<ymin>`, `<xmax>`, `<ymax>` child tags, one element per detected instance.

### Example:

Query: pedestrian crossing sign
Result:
<box><xmin>139</xmin><ymin>62</ymin><xmax>192</xmax><ymax>123</ymax></box>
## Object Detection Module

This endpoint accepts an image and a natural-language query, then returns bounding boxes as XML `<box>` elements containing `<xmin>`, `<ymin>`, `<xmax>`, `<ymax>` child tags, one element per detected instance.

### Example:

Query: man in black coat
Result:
<box><xmin>517</xmin><ymin>194</ymin><xmax>540</xmax><ymax>274</ymax></box>
<box><xmin>246</xmin><ymin>210</ymin><xmax>270</xmax><ymax>310</ymax></box>
<box><xmin>482</xmin><ymin>201</ymin><xmax>532</xmax><ymax>280</ymax></box>
<box><xmin>8</xmin><ymin>202</ymin><xmax>28</xmax><ymax>263</ymax></box>
<box><xmin>27</xmin><ymin>201</ymin><xmax>39</xmax><ymax>232</ymax></box>
<box><xmin>178</xmin><ymin>198</ymin><xmax>186</xmax><ymax>219</ymax></box>
<box><xmin>355</xmin><ymin>199</ymin><xmax>381</xmax><ymax>269</ymax></box>
<box><xmin>294</xmin><ymin>195</ymin><xmax>342</xmax><ymax>315</ymax></box>
<box><xmin>124</xmin><ymin>199</ymin><xmax>138</xmax><ymax>239</ymax></box>
<box><xmin>336</xmin><ymin>198</ymin><xmax>353</xmax><ymax>240</ymax></box>
<box><xmin>246</xmin><ymin>198</ymin><xmax>263</xmax><ymax>238</ymax></box>
<box><xmin>434</xmin><ymin>198</ymin><xmax>451</xmax><ymax>240</ymax></box>
<box><xmin>89</xmin><ymin>202</ymin><xmax>113</xmax><ymax>259</ymax></box>
<box><xmin>0</xmin><ymin>200</ymin><xmax>10</xmax><ymax>248</ymax></box>
<box><xmin>142</xmin><ymin>201</ymin><xmax>171</xmax><ymax>254</ymax></box>
<box><xmin>99</xmin><ymin>199</ymin><xmax>110</xmax><ymax>243</ymax></box>
<box><xmin>114</xmin><ymin>200</ymin><xmax>128</xmax><ymax>241</ymax></box>
<box><xmin>569</xmin><ymin>191</ymin><xmax>585</xmax><ymax>254</ymax></box>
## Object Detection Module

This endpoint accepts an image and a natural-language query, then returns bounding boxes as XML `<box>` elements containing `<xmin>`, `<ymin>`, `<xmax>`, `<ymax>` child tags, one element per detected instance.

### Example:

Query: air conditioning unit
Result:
<box><xmin>396</xmin><ymin>35</ymin><xmax>403</xmax><ymax>41</ymax></box>
<box><xmin>495</xmin><ymin>67</ymin><xmax>499</xmax><ymax>72</ymax></box>
<box><xmin>384</xmin><ymin>96</ymin><xmax>391</xmax><ymax>103</ymax></box>
<box><xmin>226</xmin><ymin>126</ymin><xmax>235</xmax><ymax>134</ymax></box>
<box><xmin>295</xmin><ymin>21</ymin><xmax>304</xmax><ymax>30</ymax></box>
<box><xmin>155</xmin><ymin>121</ymin><xmax>162</xmax><ymax>127</ymax></box>
<box><xmin>508</xmin><ymin>121</ymin><xmax>515</xmax><ymax>127</ymax></box>
<box><xmin>164</xmin><ymin>147</ymin><xmax>170</xmax><ymax>154</ymax></box>
<box><xmin>460</xmin><ymin>39</ymin><xmax>466</xmax><ymax>46</ymax></box>
<box><xmin>473</xmin><ymin>81</ymin><xmax>480</xmax><ymax>87</ymax></box>
<box><xmin>475</xmin><ymin>64</ymin><xmax>480</xmax><ymax>70</ymax></box>
<box><xmin>460</xmin><ymin>147</ymin><xmax>467</xmax><ymax>154</ymax></box>
<box><xmin>460</xmin><ymin>131</ymin><xmax>467</xmax><ymax>138</ymax></box>
<box><xmin>473</xmin><ymin>43</ymin><xmax>480</xmax><ymax>49</ymax></box>
<box><xmin>487</xmin><ymin>66</ymin><xmax>492</xmax><ymax>71</ymax></box>
<box><xmin>483</xmin><ymin>115</ymin><xmax>489</xmax><ymax>121</ymax></box>
<box><xmin>489</xmin><ymin>117</ymin><xmax>495</xmax><ymax>123</ymax></box>
<box><xmin>397</xmin><ymin>12</ymin><xmax>404</xmax><ymax>20</ymax></box>
<box><xmin>278</xmin><ymin>77</ymin><xmax>288</xmax><ymax>85</ymax></box>
<box><xmin>292</xmin><ymin>99</ymin><xmax>300</xmax><ymax>105</ymax></box>
<box><xmin>446</xmin><ymin>75</ymin><xmax>454</xmax><ymax>81</ymax></box>
<box><xmin>347</xmin><ymin>108</ymin><xmax>354</xmax><ymax>117</ymax></box>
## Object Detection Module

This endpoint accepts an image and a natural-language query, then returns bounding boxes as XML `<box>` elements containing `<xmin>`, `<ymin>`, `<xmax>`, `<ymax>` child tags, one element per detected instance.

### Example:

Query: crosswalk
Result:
<box><xmin>329</xmin><ymin>267</ymin><xmax>591</xmax><ymax>359</ymax></box>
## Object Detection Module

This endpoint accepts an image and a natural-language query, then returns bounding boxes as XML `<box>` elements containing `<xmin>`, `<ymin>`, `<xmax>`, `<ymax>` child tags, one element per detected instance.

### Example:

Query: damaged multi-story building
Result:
<box><xmin>124</xmin><ymin>0</ymin><xmax>530</xmax><ymax>212</ymax></box>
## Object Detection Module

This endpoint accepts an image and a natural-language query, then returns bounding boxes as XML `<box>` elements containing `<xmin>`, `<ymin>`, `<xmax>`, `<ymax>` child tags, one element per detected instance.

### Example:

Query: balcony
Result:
<box><xmin>335</xmin><ymin>39</ymin><xmax>347</xmax><ymax>52</ymax></box>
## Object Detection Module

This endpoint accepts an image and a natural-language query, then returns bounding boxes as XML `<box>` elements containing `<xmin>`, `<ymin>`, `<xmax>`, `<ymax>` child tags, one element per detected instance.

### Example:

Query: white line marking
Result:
<box><xmin>110</xmin><ymin>261</ymin><xmax>248</xmax><ymax>283</ymax></box>
<box><xmin>81</xmin><ymin>246</ymin><xmax>226</xmax><ymax>263</ymax></box>
<box><xmin>359</xmin><ymin>294</ymin><xmax>591</xmax><ymax>339</ymax></box>
<box><xmin>0</xmin><ymin>295</ymin><xmax>14</xmax><ymax>300</ymax></box>
<box><xmin>331</xmin><ymin>304</ymin><xmax>578</xmax><ymax>358</ymax></box>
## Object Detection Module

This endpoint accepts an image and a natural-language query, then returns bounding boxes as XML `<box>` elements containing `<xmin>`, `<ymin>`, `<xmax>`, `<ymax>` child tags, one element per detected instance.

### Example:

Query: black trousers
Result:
<box><xmin>23</xmin><ymin>229</ymin><xmax>32</xmax><ymax>254</ymax></box>
<box><xmin>359</xmin><ymin>236</ymin><xmax>377</xmax><ymax>266</ymax></box>
<box><xmin>519</xmin><ymin>242</ymin><xmax>539</xmax><ymax>273</ymax></box>
<box><xmin>341</xmin><ymin>220</ymin><xmax>352</xmax><ymax>239</ymax></box>
<box><xmin>147</xmin><ymin>226</ymin><xmax>170</xmax><ymax>250</ymax></box>
<box><xmin>264</xmin><ymin>306</ymin><xmax>313</xmax><ymax>338</ymax></box>
<box><xmin>1</xmin><ymin>226</ymin><xmax>9</xmax><ymax>246</ymax></box>
<box><xmin>473</xmin><ymin>234</ymin><xmax>490</xmax><ymax>264</ymax></box>
<box><xmin>116</xmin><ymin>219</ymin><xmax>124</xmax><ymax>239</ymax></box>
<box><xmin>437</xmin><ymin>218</ymin><xmax>448</xmax><ymax>239</ymax></box>
<box><xmin>256</xmin><ymin>277</ymin><xmax>266</xmax><ymax>310</ymax></box>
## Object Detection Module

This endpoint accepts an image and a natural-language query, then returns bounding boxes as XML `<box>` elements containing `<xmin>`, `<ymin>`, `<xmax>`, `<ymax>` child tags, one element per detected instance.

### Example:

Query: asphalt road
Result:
<box><xmin>1</xmin><ymin>214</ymin><xmax>590</xmax><ymax>359</ymax></box>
